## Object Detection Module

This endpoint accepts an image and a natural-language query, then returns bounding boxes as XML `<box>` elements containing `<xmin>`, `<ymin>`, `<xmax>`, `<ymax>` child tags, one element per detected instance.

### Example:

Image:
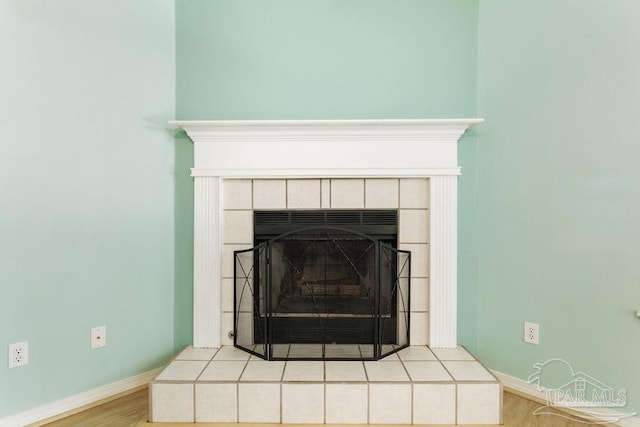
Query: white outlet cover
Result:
<box><xmin>524</xmin><ymin>322</ymin><xmax>539</xmax><ymax>345</ymax></box>
<box><xmin>8</xmin><ymin>341</ymin><xmax>29</xmax><ymax>368</ymax></box>
<box><xmin>91</xmin><ymin>326</ymin><xmax>107</xmax><ymax>349</ymax></box>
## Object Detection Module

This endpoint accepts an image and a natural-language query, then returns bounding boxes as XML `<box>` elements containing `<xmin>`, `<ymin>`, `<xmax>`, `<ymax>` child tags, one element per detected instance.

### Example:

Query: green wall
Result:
<box><xmin>477</xmin><ymin>0</ymin><xmax>640</xmax><ymax>413</ymax></box>
<box><xmin>0</xmin><ymin>0</ymin><xmax>176</xmax><ymax>418</ymax></box>
<box><xmin>175</xmin><ymin>0</ymin><xmax>481</xmax><ymax>351</ymax></box>
<box><xmin>176</xmin><ymin>0</ymin><xmax>478</xmax><ymax>120</ymax></box>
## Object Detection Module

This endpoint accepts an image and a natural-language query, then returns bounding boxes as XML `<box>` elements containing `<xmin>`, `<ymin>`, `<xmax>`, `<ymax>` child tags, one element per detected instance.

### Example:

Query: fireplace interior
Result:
<box><xmin>234</xmin><ymin>210</ymin><xmax>411</xmax><ymax>360</ymax></box>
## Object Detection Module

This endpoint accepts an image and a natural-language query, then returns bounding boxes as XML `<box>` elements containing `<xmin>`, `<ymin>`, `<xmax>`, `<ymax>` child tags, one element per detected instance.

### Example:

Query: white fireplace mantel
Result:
<box><xmin>171</xmin><ymin>118</ymin><xmax>483</xmax><ymax>349</ymax></box>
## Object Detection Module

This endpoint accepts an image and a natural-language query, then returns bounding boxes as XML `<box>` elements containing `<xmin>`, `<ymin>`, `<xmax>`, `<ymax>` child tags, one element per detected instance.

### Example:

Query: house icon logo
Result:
<box><xmin>527</xmin><ymin>359</ymin><xmax>636</xmax><ymax>423</ymax></box>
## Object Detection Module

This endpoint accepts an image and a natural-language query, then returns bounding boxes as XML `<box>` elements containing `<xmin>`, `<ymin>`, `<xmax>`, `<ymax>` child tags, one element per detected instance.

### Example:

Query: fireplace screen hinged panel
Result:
<box><xmin>234</xmin><ymin>210</ymin><xmax>411</xmax><ymax>361</ymax></box>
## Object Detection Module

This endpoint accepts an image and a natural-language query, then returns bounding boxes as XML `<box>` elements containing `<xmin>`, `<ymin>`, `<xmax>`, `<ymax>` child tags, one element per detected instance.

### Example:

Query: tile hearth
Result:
<box><xmin>150</xmin><ymin>345</ymin><xmax>502</xmax><ymax>424</ymax></box>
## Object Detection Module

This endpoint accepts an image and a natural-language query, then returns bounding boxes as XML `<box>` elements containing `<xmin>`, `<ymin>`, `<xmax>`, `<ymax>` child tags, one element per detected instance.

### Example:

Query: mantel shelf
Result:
<box><xmin>171</xmin><ymin>118</ymin><xmax>483</xmax><ymax>178</ymax></box>
<box><xmin>170</xmin><ymin>118</ymin><xmax>484</xmax><ymax>142</ymax></box>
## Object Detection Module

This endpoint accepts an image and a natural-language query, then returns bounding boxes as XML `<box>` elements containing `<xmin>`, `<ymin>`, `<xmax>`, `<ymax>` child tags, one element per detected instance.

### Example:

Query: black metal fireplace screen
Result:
<box><xmin>233</xmin><ymin>211</ymin><xmax>411</xmax><ymax>361</ymax></box>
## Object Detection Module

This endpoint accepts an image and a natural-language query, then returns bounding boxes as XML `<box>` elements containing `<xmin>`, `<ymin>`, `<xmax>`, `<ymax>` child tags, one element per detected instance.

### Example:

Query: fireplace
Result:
<box><xmin>152</xmin><ymin>119</ymin><xmax>501</xmax><ymax>425</ymax></box>
<box><xmin>234</xmin><ymin>210</ymin><xmax>411</xmax><ymax>360</ymax></box>
<box><xmin>170</xmin><ymin>118</ymin><xmax>483</xmax><ymax>350</ymax></box>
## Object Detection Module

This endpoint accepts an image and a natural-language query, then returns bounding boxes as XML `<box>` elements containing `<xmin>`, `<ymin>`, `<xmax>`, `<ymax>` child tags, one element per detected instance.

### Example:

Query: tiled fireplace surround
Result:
<box><xmin>222</xmin><ymin>176</ymin><xmax>430</xmax><ymax>348</ymax></box>
<box><xmin>151</xmin><ymin>119</ymin><xmax>501</xmax><ymax>424</ymax></box>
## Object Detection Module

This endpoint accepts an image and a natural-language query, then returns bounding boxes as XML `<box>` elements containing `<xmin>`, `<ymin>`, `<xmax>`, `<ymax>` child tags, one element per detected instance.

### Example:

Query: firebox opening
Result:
<box><xmin>234</xmin><ymin>210</ymin><xmax>411</xmax><ymax>360</ymax></box>
<box><xmin>256</xmin><ymin>210</ymin><xmax>396</xmax><ymax>346</ymax></box>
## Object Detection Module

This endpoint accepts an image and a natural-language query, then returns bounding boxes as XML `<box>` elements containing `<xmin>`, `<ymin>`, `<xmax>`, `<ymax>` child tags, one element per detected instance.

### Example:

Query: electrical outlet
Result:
<box><xmin>8</xmin><ymin>341</ymin><xmax>29</xmax><ymax>368</ymax></box>
<box><xmin>91</xmin><ymin>326</ymin><xmax>107</xmax><ymax>349</ymax></box>
<box><xmin>524</xmin><ymin>322</ymin><xmax>539</xmax><ymax>344</ymax></box>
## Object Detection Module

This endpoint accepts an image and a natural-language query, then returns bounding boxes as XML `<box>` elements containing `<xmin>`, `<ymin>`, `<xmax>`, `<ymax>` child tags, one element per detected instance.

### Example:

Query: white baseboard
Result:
<box><xmin>0</xmin><ymin>368</ymin><xmax>161</xmax><ymax>427</ymax></box>
<box><xmin>493</xmin><ymin>370</ymin><xmax>640</xmax><ymax>427</ymax></box>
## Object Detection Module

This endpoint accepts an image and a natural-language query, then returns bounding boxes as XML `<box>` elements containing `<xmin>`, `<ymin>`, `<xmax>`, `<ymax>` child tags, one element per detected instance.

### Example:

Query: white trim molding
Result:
<box><xmin>429</xmin><ymin>175</ymin><xmax>458</xmax><ymax>348</ymax></box>
<box><xmin>193</xmin><ymin>176</ymin><xmax>222</xmax><ymax>348</ymax></box>
<box><xmin>171</xmin><ymin>119</ymin><xmax>483</xmax><ymax>349</ymax></box>
<box><xmin>0</xmin><ymin>368</ymin><xmax>161</xmax><ymax>427</ymax></box>
<box><xmin>493</xmin><ymin>370</ymin><xmax>640</xmax><ymax>427</ymax></box>
<box><xmin>171</xmin><ymin>119</ymin><xmax>482</xmax><ymax>177</ymax></box>
<box><xmin>189</xmin><ymin>167</ymin><xmax>463</xmax><ymax>178</ymax></box>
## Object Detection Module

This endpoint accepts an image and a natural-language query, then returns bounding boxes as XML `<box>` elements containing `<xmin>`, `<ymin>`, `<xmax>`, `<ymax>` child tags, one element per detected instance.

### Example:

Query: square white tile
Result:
<box><xmin>222</xmin><ymin>244</ymin><xmax>252</xmax><ymax>278</ymax></box>
<box><xmin>321</xmin><ymin>179</ymin><xmax>331</xmax><ymax>208</ymax></box>
<box><xmin>220</xmin><ymin>313</ymin><xmax>233</xmax><ymax>346</ymax></box>
<box><xmin>238</xmin><ymin>383</ymin><xmax>281</xmax><ymax>423</ymax></box>
<box><xmin>198</xmin><ymin>360</ymin><xmax>247</xmax><ymax>381</ymax></box>
<box><xmin>443</xmin><ymin>361</ymin><xmax>496</xmax><ymax>381</ymax></box>
<box><xmin>155</xmin><ymin>360</ymin><xmax>208</xmax><ymax>381</ymax></box>
<box><xmin>283</xmin><ymin>361</ymin><xmax>325</xmax><ymax>381</ymax></box>
<box><xmin>223</xmin><ymin>210</ymin><xmax>253</xmax><ymax>244</ymax></box>
<box><xmin>399</xmin><ymin>209</ymin><xmax>429</xmax><ymax>243</ymax></box>
<box><xmin>330</xmin><ymin>179</ymin><xmax>364</xmax><ymax>208</ymax></box>
<box><xmin>377</xmin><ymin>346</ymin><xmax>400</xmax><ymax>360</ymax></box>
<box><xmin>223</xmin><ymin>179</ymin><xmax>252</xmax><ymax>210</ymax></box>
<box><xmin>410</xmin><ymin>278</ymin><xmax>429</xmax><ymax>312</ymax></box>
<box><xmin>325</xmin><ymin>361</ymin><xmax>367</xmax><ymax>382</ymax></box>
<box><xmin>175</xmin><ymin>346</ymin><xmax>218</xmax><ymax>361</ymax></box>
<box><xmin>369</xmin><ymin>384</ymin><xmax>412</xmax><ymax>424</ymax></box>
<box><xmin>355</xmin><ymin>345</ymin><xmax>372</xmax><ymax>359</ymax></box>
<box><xmin>240</xmin><ymin>361</ymin><xmax>285</xmax><ymax>381</ymax></box>
<box><xmin>287</xmin><ymin>179</ymin><xmax>321</xmax><ymax>209</ymax></box>
<box><xmin>399</xmin><ymin>178</ymin><xmax>429</xmax><ymax>209</ymax></box>
<box><xmin>253</xmin><ymin>179</ymin><xmax>286</xmax><ymax>209</ymax></box>
<box><xmin>397</xmin><ymin>346</ymin><xmax>437</xmax><ymax>361</ymax></box>
<box><xmin>457</xmin><ymin>383</ymin><xmax>502</xmax><ymax>424</ymax></box>
<box><xmin>195</xmin><ymin>383</ymin><xmax>237</xmax><ymax>422</ymax></box>
<box><xmin>410</xmin><ymin>312</ymin><xmax>429</xmax><ymax>345</ymax></box>
<box><xmin>397</xmin><ymin>313</ymin><xmax>410</xmax><ymax>347</ymax></box>
<box><xmin>221</xmin><ymin>278</ymin><xmax>233</xmax><ymax>314</ymax></box>
<box><xmin>150</xmin><ymin>383</ymin><xmax>194</xmax><ymax>422</ymax></box>
<box><xmin>398</xmin><ymin>243</ymin><xmax>429</xmax><ymax>277</ymax></box>
<box><xmin>400</xmin><ymin>292</ymin><xmax>415</xmax><ymax>321</ymax></box>
<box><xmin>271</xmin><ymin>344</ymin><xmax>290</xmax><ymax>358</ymax></box>
<box><xmin>364</xmin><ymin>361</ymin><xmax>410</xmax><ymax>381</ymax></box>
<box><xmin>413</xmin><ymin>384</ymin><xmax>456</xmax><ymax>424</ymax></box>
<box><xmin>403</xmin><ymin>361</ymin><xmax>453</xmax><ymax>381</ymax></box>
<box><xmin>324</xmin><ymin>344</ymin><xmax>361</xmax><ymax>359</ymax></box>
<box><xmin>282</xmin><ymin>384</ymin><xmax>324</xmax><ymax>423</ymax></box>
<box><xmin>325</xmin><ymin>384</ymin><xmax>368</xmax><ymax>424</ymax></box>
<box><xmin>432</xmin><ymin>346</ymin><xmax>475</xmax><ymax>360</ymax></box>
<box><xmin>365</xmin><ymin>179</ymin><xmax>399</xmax><ymax>208</ymax></box>
<box><xmin>288</xmin><ymin>344</ymin><xmax>323</xmax><ymax>359</ymax></box>
<box><xmin>212</xmin><ymin>346</ymin><xmax>251</xmax><ymax>361</ymax></box>
<box><xmin>233</xmin><ymin>279</ymin><xmax>256</xmax><ymax>314</ymax></box>
<box><xmin>234</xmin><ymin>313</ymin><xmax>254</xmax><ymax>347</ymax></box>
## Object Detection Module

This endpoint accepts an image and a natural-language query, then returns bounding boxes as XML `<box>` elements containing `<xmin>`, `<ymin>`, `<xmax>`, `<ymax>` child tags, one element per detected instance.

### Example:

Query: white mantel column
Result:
<box><xmin>429</xmin><ymin>175</ymin><xmax>458</xmax><ymax>348</ymax></box>
<box><xmin>193</xmin><ymin>176</ymin><xmax>221</xmax><ymax>348</ymax></box>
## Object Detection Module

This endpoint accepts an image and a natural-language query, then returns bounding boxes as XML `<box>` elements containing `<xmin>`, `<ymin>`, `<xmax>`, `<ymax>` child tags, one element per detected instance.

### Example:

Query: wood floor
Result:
<box><xmin>42</xmin><ymin>388</ymin><xmax>602</xmax><ymax>427</ymax></box>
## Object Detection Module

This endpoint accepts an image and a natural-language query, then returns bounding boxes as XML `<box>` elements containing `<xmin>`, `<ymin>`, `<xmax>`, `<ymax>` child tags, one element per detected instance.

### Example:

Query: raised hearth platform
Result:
<box><xmin>149</xmin><ymin>345</ymin><xmax>502</xmax><ymax>424</ymax></box>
